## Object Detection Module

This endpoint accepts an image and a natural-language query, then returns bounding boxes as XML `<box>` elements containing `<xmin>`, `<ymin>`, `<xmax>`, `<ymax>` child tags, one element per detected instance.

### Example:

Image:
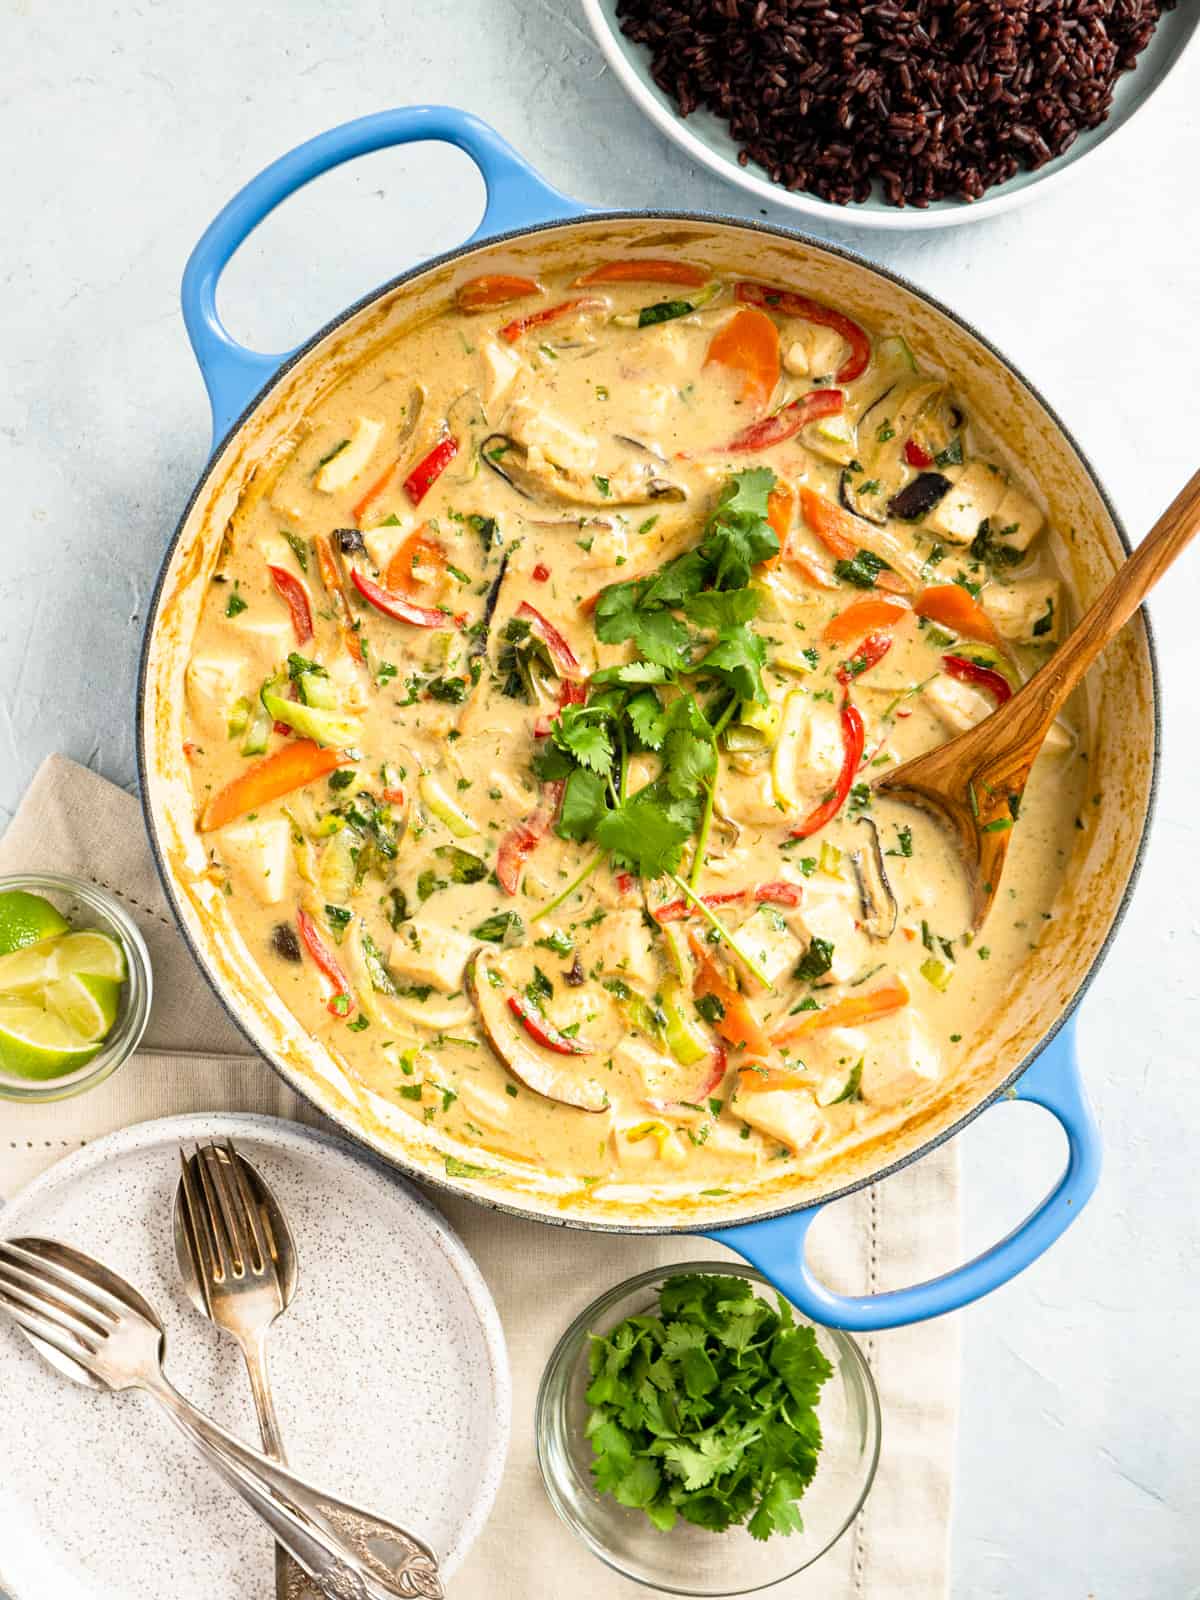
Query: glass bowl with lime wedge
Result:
<box><xmin>0</xmin><ymin>874</ymin><xmax>152</xmax><ymax>1102</ymax></box>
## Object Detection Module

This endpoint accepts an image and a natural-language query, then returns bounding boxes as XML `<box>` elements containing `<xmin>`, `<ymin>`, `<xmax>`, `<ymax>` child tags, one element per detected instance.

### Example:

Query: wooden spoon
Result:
<box><xmin>873</xmin><ymin>469</ymin><xmax>1200</xmax><ymax>931</ymax></box>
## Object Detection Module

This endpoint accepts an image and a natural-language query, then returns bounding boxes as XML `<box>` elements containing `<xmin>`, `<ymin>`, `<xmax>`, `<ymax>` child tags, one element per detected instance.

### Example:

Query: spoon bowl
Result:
<box><xmin>875</xmin><ymin>468</ymin><xmax>1200</xmax><ymax>930</ymax></box>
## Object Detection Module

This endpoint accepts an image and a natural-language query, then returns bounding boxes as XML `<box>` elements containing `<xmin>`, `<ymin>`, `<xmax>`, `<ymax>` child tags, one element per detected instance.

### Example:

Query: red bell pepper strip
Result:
<box><xmin>403</xmin><ymin>434</ymin><xmax>458</xmax><ymax>505</ymax></box>
<box><xmin>734</xmin><ymin>282</ymin><xmax>872</xmax><ymax>384</ymax></box>
<box><xmin>496</xmin><ymin>781</ymin><xmax>564</xmax><ymax>895</ymax></box>
<box><xmin>350</xmin><ymin>567</ymin><xmax>451</xmax><ymax>629</ymax></box>
<box><xmin>574</xmin><ymin>259</ymin><xmax>708</xmax><ymax>287</ymax></box>
<box><xmin>837</xmin><ymin>630</ymin><xmax>893</xmax><ymax>685</ymax></box>
<box><xmin>771</xmin><ymin>974</ymin><xmax>909</xmax><ymax>1047</ymax></box>
<box><xmin>508</xmin><ymin>993</ymin><xmax>593</xmax><ymax>1055</ymax></box>
<box><xmin>823</xmin><ymin>596</ymin><xmax>910</xmax><ymax>647</ymax></box>
<box><xmin>296</xmin><ymin>908</ymin><xmax>356</xmax><ymax>1019</ymax></box>
<box><xmin>645</xmin><ymin>1042</ymin><xmax>729</xmax><ymax>1113</ymax></box>
<box><xmin>201</xmin><ymin>740</ymin><xmax>351</xmax><ymax>832</ymax></box>
<box><xmin>904</xmin><ymin>437</ymin><xmax>934</xmax><ymax>468</ymax></box>
<box><xmin>913</xmin><ymin>584</ymin><xmax>1003</xmax><ymax>647</ymax></box>
<box><xmin>516</xmin><ymin>600</ymin><xmax>584</xmax><ymax>679</ymax></box>
<box><xmin>267</xmin><ymin>565</ymin><xmax>314</xmax><ymax>645</ymax></box>
<box><xmin>654</xmin><ymin>882</ymin><xmax>801</xmax><ymax>924</ymax></box>
<box><xmin>722</xmin><ymin>389</ymin><xmax>844</xmax><ymax>454</ymax></box>
<box><xmin>456</xmin><ymin>273</ymin><xmax>542</xmax><ymax>312</ymax></box>
<box><xmin>797</xmin><ymin>487</ymin><xmax>910</xmax><ymax>595</ymax></box>
<box><xmin>313</xmin><ymin>533</ymin><xmax>365</xmax><ymax>663</ymax></box>
<box><xmin>942</xmin><ymin>653</ymin><xmax>1013</xmax><ymax>705</ymax></box>
<box><xmin>789</xmin><ymin>697</ymin><xmax>865</xmax><ymax>839</ymax></box>
<box><xmin>499</xmin><ymin>297</ymin><xmax>605</xmax><ymax>344</ymax></box>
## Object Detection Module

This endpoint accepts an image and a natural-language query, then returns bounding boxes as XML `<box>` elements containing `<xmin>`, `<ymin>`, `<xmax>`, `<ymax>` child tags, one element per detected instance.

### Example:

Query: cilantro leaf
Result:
<box><xmin>595</xmin><ymin>785</ymin><xmax>698</xmax><ymax>877</ymax></box>
<box><xmin>699</xmin><ymin>467</ymin><xmax>779</xmax><ymax>589</ymax></box>
<box><xmin>551</xmin><ymin>704</ymin><xmax>614</xmax><ymax>776</ymax></box>
<box><xmin>685</xmin><ymin>587</ymin><xmax>759</xmax><ymax>631</ymax></box>
<box><xmin>557</xmin><ymin>767</ymin><xmax>608</xmax><ymax>842</ymax></box>
<box><xmin>627</xmin><ymin>689</ymin><xmax>668</xmax><ymax>750</ymax></box>
<box><xmin>695</xmin><ymin>620</ymin><xmax>768</xmax><ymax>705</ymax></box>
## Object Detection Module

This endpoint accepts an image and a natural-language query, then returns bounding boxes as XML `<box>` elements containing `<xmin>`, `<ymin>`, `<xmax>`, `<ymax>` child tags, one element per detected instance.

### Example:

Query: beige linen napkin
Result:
<box><xmin>0</xmin><ymin>756</ymin><xmax>959</xmax><ymax>1598</ymax></box>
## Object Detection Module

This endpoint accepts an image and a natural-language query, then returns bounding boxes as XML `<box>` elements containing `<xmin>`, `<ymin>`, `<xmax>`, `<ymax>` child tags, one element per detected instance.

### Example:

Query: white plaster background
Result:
<box><xmin>1</xmin><ymin>3</ymin><xmax>1197</xmax><ymax>1595</ymax></box>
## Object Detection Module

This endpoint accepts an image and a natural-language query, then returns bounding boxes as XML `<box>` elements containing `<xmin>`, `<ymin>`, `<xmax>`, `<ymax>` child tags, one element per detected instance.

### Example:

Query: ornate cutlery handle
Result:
<box><xmin>143</xmin><ymin>1370</ymin><xmax>444</xmax><ymax>1599</ymax></box>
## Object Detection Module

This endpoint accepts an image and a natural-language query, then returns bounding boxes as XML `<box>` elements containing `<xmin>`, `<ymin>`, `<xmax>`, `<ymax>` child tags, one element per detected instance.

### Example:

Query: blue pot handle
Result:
<box><xmin>181</xmin><ymin>105</ymin><xmax>584</xmax><ymax>445</ymax></box>
<box><xmin>706</xmin><ymin>1017</ymin><xmax>1100</xmax><ymax>1330</ymax></box>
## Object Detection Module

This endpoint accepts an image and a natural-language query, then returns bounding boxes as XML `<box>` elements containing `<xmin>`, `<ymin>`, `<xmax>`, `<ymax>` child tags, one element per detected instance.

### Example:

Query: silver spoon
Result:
<box><xmin>0</xmin><ymin>1235</ymin><xmax>444</xmax><ymax>1600</ymax></box>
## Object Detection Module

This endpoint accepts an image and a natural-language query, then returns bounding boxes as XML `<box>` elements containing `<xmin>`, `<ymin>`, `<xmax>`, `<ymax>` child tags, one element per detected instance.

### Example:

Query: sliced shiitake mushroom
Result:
<box><xmin>841</xmin><ymin>379</ymin><xmax>952</xmax><ymax>525</ymax></box>
<box><xmin>481</xmin><ymin>434</ymin><xmax>684</xmax><ymax>508</ymax></box>
<box><xmin>466</xmin><ymin>950</ymin><xmax>608</xmax><ymax>1111</ymax></box>
<box><xmin>888</xmin><ymin>472</ymin><xmax>953</xmax><ymax>522</ymax></box>
<box><xmin>850</xmin><ymin>817</ymin><xmax>898</xmax><ymax>942</ymax></box>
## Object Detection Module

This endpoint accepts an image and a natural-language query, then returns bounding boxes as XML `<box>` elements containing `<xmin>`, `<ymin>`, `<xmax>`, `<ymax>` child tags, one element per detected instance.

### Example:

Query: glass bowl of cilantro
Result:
<box><xmin>535</xmin><ymin>1263</ymin><xmax>880</xmax><ymax>1594</ymax></box>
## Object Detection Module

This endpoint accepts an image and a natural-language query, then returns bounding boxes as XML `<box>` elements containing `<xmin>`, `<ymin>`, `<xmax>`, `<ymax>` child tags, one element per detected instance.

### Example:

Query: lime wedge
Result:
<box><xmin>0</xmin><ymin>1000</ymin><xmax>104</xmax><ymax>1081</ymax></box>
<box><xmin>0</xmin><ymin>892</ymin><xmax>70</xmax><ymax>958</ymax></box>
<box><xmin>44</xmin><ymin>974</ymin><xmax>121</xmax><ymax>1041</ymax></box>
<box><xmin>0</xmin><ymin>928</ymin><xmax>127</xmax><ymax>993</ymax></box>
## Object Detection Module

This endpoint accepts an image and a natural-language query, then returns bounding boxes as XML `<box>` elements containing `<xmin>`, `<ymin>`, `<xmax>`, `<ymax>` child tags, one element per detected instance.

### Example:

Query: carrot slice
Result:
<box><xmin>201</xmin><ymin>740</ymin><xmax>350</xmax><ymax>832</ymax></box>
<box><xmin>822</xmin><ymin>596</ymin><xmax>910</xmax><ymax>646</ymax></box>
<box><xmin>738</xmin><ymin>1065</ymin><xmax>811</xmax><ymax>1092</ymax></box>
<box><xmin>704</xmin><ymin>307</ymin><xmax>780</xmax><ymax>412</ymax></box>
<box><xmin>384</xmin><ymin>525</ymin><xmax>447</xmax><ymax>595</ymax></box>
<box><xmin>771</xmin><ymin>975</ymin><xmax>910</xmax><ymax>1048</ymax></box>
<box><xmin>456</xmin><ymin>274</ymin><xmax>542</xmax><ymax>312</ymax></box>
<box><xmin>313</xmin><ymin>533</ymin><xmax>366</xmax><ymax>663</ymax></box>
<box><xmin>759</xmin><ymin>480</ymin><xmax>795</xmax><ymax>572</ymax></box>
<box><xmin>688</xmin><ymin>933</ymin><xmax>773</xmax><ymax>1056</ymax></box>
<box><xmin>352</xmin><ymin>459</ymin><xmax>398</xmax><ymax>524</ymax></box>
<box><xmin>574</xmin><ymin>259</ymin><xmax>708</xmax><ymax>287</ymax></box>
<box><xmin>913</xmin><ymin>584</ymin><xmax>1003</xmax><ymax>648</ymax></box>
<box><xmin>797</xmin><ymin>488</ymin><xmax>910</xmax><ymax>594</ymax></box>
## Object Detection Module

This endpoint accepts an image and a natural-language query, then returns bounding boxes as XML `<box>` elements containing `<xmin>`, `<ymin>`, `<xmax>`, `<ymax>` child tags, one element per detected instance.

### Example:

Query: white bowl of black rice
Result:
<box><xmin>583</xmin><ymin>0</ymin><xmax>1196</xmax><ymax>228</ymax></box>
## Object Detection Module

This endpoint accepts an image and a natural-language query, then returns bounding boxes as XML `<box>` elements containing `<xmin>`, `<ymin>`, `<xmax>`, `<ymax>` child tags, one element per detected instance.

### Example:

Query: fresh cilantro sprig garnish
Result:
<box><xmin>585</xmin><ymin>1272</ymin><xmax>833</xmax><ymax>1538</ymax></box>
<box><xmin>533</xmin><ymin>470</ymin><xmax>779</xmax><ymax>983</ymax></box>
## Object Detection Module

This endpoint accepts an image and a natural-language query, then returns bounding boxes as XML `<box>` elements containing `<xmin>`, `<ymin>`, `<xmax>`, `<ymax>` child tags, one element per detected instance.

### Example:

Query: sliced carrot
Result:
<box><xmin>456</xmin><ymin>273</ymin><xmax>542</xmax><ymax>312</ymax></box>
<box><xmin>201</xmin><ymin>741</ymin><xmax>350</xmax><ymax>832</ymax></box>
<box><xmin>760</xmin><ymin>480</ymin><xmax>795</xmax><ymax>572</ymax></box>
<box><xmin>798</xmin><ymin>488</ymin><xmax>909</xmax><ymax>594</ymax></box>
<box><xmin>822</xmin><ymin>596</ymin><xmax>910</xmax><ymax>646</ymax></box>
<box><xmin>574</xmin><ymin>259</ymin><xmax>708</xmax><ymax>287</ymax></box>
<box><xmin>913</xmin><ymin>584</ymin><xmax>1003</xmax><ymax>648</ymax></box>
<box><xmin>688</xmin><ymin>933</ymin><xmax>773</xmax><ymax>1056</ymax></box>
<box><xmin>738</xmin><ymin>1065</ymin><xmax>811</xmax><ymax>1092</ymax></box>
<box><xmin>785</xmin><ymin>547</ymin><xmax>841</xmax><ymax>591</ymax></box>
<box><xmin>770</xmin><ymin>975</ymin><xmax>910</xmax><ymax>1048</ymax></box>
<box><xmin>314</xmin><ymin>534</ymin><xmax>366</xmax><ymax>663</ymax></box>
<box><xmin>384</xmin><ymin>525</ymin><xmax>447</xmax><ymax>595</ymax></box>
<box><xmin>352</xmin><ymin>459</ymin><xmax>398</xmax><ymax>524</ymax></box>
<box><xmin>703</xmin><ymin>307</ymin><xmax>780</xmax><ymax>412</ymax></box>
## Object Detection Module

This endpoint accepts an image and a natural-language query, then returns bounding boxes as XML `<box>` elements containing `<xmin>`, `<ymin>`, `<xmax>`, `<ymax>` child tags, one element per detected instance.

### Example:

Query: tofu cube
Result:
<box><xmin>215</xmin><ymin>819</ymin><xmax>290</xmax><ymax>905</ymax></box>
<box><xmin>733</xmin><ymin>907</ymin><xmax>803</xmax><ymax>990</ymax></box>
<box><xmin>809</xmin><ymin>1027</ymin><xmax>870</xmax><ymax>1106</ymax></box>
<box><xmin>363</xmin><ymin>517</ymin><xmax>413</xmax><ymax>573</ymax></box>
<box><xmin>225</xmin><ymin>612</ymin><xmax>295</xmax><ymax>670</ymax></box>
<box><xmin>590</xmin><ymin>910</ymin><xmax>657</xmax><ymax>978</ymax></box>
<box><xmin>924</xmin><ymin>461</ymin><xmax>1007</xmax><ymax>545</ymax></box>
<box><xmin>924</xmin><ymin>672</ymin><xmax>993</xmax><ymax>735</ymax></box>
<box><xmin>478</xmin><ymin>336</ymin><xmax>526</xmax><ymax>415</ymax></box>
<box><xmin>314</xmin><ymin>415</ymin><xmax>384</xmax><ymax>493</ymax></box>
<box><xmin>508</xmin><ymin>399</ymin><xmax>596</xmax><ymax>473</ymax></box>
<box><xmin>783</xmin><ymin>324</ymin><xmax>846</xmax><ymax>380</ymax></box>
<box><xmin>576</xmin><ymin>521</ymin><xmax>631</xmax><ymax>572</ymax></box>
<box><xmin>387</xmin><ymin>921</ymin><xmax>475</xmax><ymax>993</ymax></box>
<box><xmin>988</xmin><ymin>483</ymin><xmax>1046</xmax><ymax>553</ymax></box>
<box><xmin>860</xmin><ymin>1012</ymin><xmax>942</xmax><ymax>1103</ymax></box>
<box><xmin>792</xmin><ymin>879</ymin><xmax>872</xmax><ymax>986</ymax></box>
<box><xmin>735</xmin><ymin>1085</ymin><xmax>823</xmax><ymax>1153</ymax></box>
<box><xmin>983</xmin><ymin>578</ymin><xmax>1061</xmax><ymax>644</ymax></box>
<box><xmin>258</xmin><ymin>532</ymin><xmax>305</xmax><ymax>572</ymax></box>
<box><xmin>186</xmin><ymin>654</ymin><xmax>247</xmax><ymax>735</ymax></box>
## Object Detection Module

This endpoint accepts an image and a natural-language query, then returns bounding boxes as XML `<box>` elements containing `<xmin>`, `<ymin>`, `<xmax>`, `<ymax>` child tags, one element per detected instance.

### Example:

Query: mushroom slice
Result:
<box><xmin>481</xmin><ymin>434</ymin><xmax>684</xmax><ymax>507</ymax></box>
<box><xmin>850</xmin><ymin>817</ymin><xmax>898</xmax><ymax>942</ymax></box>
<box><xmin>840</xmin><ymin>379</ymin><xmax>949</xmax><ymax>525</ymax></box>
<box><xmin>466</xmin><ymin>950</ymin><xmax>608</xmax><ymax>1111</ymax></box>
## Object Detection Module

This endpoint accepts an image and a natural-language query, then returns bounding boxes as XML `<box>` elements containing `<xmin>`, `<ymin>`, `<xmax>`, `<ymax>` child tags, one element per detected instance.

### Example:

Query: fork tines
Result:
<box><xmin>177</xmin><ymin>1141</ymin><xmax>270</xmax><ymax>1301</ymax></box>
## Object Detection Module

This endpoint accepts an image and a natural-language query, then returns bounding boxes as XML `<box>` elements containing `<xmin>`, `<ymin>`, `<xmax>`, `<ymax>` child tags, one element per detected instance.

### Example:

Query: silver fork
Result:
<box><xmin>0</xmin><ymin>1236</ymin><xmax>444</xmax><ymax>1600</ymax></box>
<box><xmin>175</xmin><ymin>1141</ymin><xmax>300</xmax><ymax>1598</ymax></box>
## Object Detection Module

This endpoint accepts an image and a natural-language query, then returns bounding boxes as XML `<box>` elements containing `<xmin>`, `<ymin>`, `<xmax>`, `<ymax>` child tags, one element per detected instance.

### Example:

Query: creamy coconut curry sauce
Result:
<box><xmin>183</xmin><ymin>259</ymin><xmax>1084</xmax><ymax>1194</ymax></box>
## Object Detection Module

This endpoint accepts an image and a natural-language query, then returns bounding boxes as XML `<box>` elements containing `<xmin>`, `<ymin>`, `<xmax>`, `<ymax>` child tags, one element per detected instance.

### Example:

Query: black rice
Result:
<box><xmin>614</xmin><ymin>0</ymin><xmax>1176</xmax><ymax>207</ymax></box>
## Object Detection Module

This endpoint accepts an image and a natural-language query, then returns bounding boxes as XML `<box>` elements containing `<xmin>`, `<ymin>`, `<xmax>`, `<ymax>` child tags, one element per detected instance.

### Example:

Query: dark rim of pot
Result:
<box><xmin>136</xmin><ymin>210</ymin><xmax>1161</xmax><ymax>1234</ymax></box>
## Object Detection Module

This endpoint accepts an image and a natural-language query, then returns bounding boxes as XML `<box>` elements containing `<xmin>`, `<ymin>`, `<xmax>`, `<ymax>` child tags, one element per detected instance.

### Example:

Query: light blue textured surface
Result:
<box><xmin>2</xmin><ymin>4</ymin><xmax>1199</xmax><ymax>1593</ymax></box>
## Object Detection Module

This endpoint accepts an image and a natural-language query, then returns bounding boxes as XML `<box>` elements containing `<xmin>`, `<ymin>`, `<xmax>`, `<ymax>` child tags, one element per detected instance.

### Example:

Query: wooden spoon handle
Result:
<box><xmin>1021</xmin><ymin>467</ymin><xmax>1200</xmax><ymax>730</ymax></box>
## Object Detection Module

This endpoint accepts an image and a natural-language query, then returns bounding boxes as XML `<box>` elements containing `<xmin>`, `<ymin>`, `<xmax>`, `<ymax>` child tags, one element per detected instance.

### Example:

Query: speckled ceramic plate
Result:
<box><xmin>0</xmin><ymin>1112</ymin><xmax>510</xmax><ymax>1600</ymax></box>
